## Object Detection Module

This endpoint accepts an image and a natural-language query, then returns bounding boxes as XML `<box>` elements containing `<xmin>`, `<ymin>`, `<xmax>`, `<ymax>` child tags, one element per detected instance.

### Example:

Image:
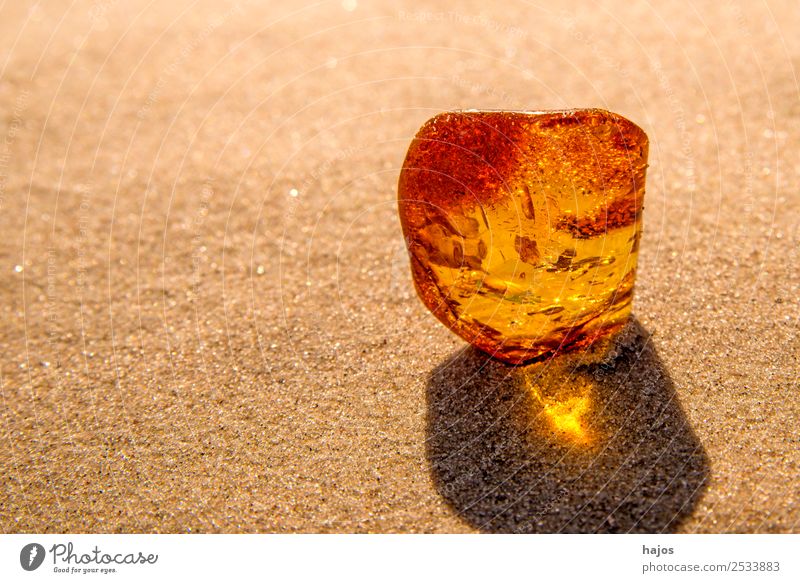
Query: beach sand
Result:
<box><xmin>0</xmin><ymin>0</ymin><xmax>797</xmax><ymax>532</ymax></box>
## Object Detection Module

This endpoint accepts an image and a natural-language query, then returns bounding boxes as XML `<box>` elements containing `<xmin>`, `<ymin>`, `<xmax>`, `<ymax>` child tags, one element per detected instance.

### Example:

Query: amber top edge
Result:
<box><xmin>415</xmin><ymin>108</ymin><xmax>648</xmax><ymax>144</ymax></box>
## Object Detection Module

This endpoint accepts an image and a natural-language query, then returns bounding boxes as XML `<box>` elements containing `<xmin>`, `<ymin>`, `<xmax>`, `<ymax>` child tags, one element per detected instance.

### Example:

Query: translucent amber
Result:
<box><xmin>398</xmin><ymin>109</ymin><xmax>648</xmax><ymax>364</ymax></box>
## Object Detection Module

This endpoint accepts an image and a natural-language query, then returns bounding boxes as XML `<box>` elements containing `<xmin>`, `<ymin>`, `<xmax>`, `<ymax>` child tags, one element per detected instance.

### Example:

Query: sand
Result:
<box><xmin>0</xmin><ymin>0</ymin><xmax>797</xmax><ymax>533</ymax></box>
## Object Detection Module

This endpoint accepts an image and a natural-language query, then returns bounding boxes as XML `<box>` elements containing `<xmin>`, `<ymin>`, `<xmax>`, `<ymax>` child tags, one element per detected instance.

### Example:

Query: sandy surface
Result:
<box><xmin>0</xmin><ymin>0</ymin><xmax>798</xmax><ymax>533</ymax></box>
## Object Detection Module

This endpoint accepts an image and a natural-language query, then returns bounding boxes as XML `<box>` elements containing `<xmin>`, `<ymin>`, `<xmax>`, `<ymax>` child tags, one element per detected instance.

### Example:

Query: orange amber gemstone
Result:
<box><xmin>398</xmin><ymin>109</ymin><xmax>648</xmax><ymax>364</ymax></box>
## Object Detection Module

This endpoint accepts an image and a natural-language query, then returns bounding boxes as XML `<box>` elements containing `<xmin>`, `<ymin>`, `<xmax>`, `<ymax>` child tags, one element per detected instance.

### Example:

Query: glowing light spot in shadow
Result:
<box><xmin>524</xmin><ymin>375</ymin><xmax>593</xmax><ymax>445</ymax></box>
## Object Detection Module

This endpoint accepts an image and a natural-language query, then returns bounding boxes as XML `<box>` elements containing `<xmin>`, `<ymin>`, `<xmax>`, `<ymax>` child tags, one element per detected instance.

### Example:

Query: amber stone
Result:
<box><xmin>398</xmin><ymin>109</ymin><xmax>648</xmax><ymax>364</ymax></box>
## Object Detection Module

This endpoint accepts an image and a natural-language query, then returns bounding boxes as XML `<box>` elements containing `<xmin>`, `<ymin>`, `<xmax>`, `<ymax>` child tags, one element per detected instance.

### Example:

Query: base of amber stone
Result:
<box><xmin>410</xmin><ymin>253</ymin><xmax>633</xmax><ymax>364</ymax></box>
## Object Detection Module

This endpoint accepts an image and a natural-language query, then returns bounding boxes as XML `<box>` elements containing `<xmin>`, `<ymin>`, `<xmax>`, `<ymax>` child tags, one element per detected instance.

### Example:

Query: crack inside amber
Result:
<box><xmin>398</xmin><ymin>109</ymin><xmax>648</xmax><ymax>364</ymax></box>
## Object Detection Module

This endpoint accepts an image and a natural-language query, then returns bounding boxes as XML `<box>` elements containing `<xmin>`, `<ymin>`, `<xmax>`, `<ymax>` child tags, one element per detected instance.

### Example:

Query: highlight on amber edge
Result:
<box><xmin>397</xmin><ymin>108</ymin><xmax>648</xmax><ymax>365</ymax></box>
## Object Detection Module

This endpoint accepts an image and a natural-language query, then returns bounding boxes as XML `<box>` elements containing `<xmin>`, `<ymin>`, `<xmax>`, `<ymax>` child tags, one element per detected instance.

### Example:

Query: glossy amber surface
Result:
<box><xmin>398</xmin><ymin>109</ymin><xmax>648</xmax><ymax>364</ymax></box>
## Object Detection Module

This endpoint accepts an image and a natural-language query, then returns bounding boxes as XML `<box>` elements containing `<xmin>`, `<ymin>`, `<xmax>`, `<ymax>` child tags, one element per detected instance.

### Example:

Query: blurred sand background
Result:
<box><xmin>0</xmin><ymin>0</ymin><xmax>797</xmax><ymax>533</ymax></box>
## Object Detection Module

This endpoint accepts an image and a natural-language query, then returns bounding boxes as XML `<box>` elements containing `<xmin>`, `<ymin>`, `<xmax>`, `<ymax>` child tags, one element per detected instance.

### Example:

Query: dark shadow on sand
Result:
<box><xmin>426</xmin><ymin>318</ymin><xmax>709</xmax><ymax>533</ymax></box>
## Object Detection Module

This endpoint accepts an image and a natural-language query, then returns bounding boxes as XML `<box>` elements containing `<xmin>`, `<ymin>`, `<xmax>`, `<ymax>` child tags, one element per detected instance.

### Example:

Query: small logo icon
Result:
<box><xmin>20</xmin><ymin>543</ymin><xmax>46</xmax><ymax>571</ymax></box>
